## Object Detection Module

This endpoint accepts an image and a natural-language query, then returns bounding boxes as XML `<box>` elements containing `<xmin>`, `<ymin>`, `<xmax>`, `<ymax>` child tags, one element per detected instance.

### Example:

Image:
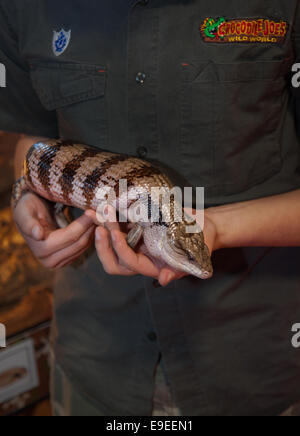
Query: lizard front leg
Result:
<box><xmin>126</xmin><ymin>224</ymin><xmax>144</xmax><ymax>249</ymax></box>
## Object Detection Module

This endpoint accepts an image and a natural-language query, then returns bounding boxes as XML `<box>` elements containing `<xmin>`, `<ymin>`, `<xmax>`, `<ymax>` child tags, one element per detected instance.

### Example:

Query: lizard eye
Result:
<box><xmin>187</xmin><ymin>253</ymin><xmax>196</xmax><ymax>262</ymax></box>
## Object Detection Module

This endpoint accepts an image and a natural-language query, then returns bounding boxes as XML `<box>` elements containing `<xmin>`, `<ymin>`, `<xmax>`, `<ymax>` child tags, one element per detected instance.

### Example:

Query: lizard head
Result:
<box><xmin>141</xmin><ymin>220</ymin><xmax>213</xmax><ymax>280</ymax></box>
<box><xmin>142</xmin><ymin>208</ymin><xmax>213</xmax><ymax>280</ymax></box>
<box><xmin>162</xmin><ymin>221</ymin><xmax>213</xmax><ymax>280</ymax></box>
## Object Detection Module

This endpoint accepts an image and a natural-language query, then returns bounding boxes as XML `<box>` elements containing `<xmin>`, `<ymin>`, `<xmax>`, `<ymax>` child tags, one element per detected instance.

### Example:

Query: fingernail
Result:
<box><xmin>165</xmin><ymin>273</ymin><xmax>174</xmax><ymax>284</ymax></box>
<box><xmin>32</xmin><ymin>225</ymin><xmax>42</xmax><ymax>240</ymax></box>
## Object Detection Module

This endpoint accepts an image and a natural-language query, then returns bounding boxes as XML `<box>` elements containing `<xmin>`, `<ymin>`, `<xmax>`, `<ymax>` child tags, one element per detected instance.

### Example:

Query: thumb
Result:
<box><xmin>21</xmin><ymin>212</ymin><xmax>45</xmax><ymax>241</ymax></box>
<box><xmin>30</xmin><ymin>222</ymin><xmax>45</xmax><ymax>241</ymax></box>
<box><xmin>158</xmin><ymin>268</ymin><xmax>187</xmax><ymax>287</ymax></box>
<box><xmin>14</xmin><ymin>196</ymin><xmax>47</xmax><ymax>241</ymax></box>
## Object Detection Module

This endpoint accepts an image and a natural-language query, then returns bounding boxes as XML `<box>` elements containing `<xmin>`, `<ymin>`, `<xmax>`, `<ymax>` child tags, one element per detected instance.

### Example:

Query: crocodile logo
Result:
<box><xmin>200</xmin><ymin>17</ymin><xmax>288</xmax><ymax>44</ymax></box>
<box><xmin>203</xmin><ymin>17</ymin><xmax>226</xmax><ymax>40</ymax></box>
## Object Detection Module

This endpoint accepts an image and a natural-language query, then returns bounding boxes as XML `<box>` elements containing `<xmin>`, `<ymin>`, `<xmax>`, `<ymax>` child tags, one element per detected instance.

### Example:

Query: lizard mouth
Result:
<box><xmin>161</xmin><ymin>234</ymin><xmax>213</xmax><ymax>280</ymax></box>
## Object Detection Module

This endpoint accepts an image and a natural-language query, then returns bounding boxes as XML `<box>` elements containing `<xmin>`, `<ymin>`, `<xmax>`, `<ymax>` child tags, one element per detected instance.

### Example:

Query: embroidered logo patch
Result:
<box><xmin>200</xmin><ymin>17</ymin><xmax>288</xmax><ymax>44</ymax></box>
<box><xmin>52</xmin><ymin>29</ymin><xmax>71</xmax><ymax>56</ymax></box>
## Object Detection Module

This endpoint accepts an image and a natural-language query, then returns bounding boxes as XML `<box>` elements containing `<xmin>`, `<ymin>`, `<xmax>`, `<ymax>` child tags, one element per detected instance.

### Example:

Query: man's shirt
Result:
<box><xmin>1</xmin><ymin>0</ymin><xmax>300</xmax><ymax>416</ymax></box>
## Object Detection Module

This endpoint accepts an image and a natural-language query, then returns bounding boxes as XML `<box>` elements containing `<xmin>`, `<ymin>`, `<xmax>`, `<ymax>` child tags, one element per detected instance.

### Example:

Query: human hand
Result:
<box><xmin>13</xmin><ymin>193</ymin><xmax>96</xmax><ymax>269</ymax></box>
<box><xmin>86</xmin><ymin>208</ymin><xmax>217</xmax><ymax>287</ymax></box>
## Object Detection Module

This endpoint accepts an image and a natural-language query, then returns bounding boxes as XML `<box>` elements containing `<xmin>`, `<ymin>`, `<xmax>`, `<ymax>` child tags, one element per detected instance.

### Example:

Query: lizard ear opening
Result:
<box><xmin>187</xmin><ymin>252</ymin><xmax>196</xmax><ymax>262</ymax></box>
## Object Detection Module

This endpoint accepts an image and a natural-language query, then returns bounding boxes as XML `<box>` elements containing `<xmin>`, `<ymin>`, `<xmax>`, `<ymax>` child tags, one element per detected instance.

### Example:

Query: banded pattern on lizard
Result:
<box><xmin>12</xmin><ymin>140</ymin><xmax>213</xmax><ymax>279</ymax></box>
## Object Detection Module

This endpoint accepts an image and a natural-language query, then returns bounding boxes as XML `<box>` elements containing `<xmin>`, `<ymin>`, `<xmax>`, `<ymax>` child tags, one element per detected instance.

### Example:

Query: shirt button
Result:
<box><xmin>137</xmin><ymin>146</ymin><xmax>148</xmax><ymax>159</ymax></box>
<box><xmin>136</xmin><ymin>72</ymin><xmax>146</xmax><ymax>84</ymax></box>
<box><xmin>147</xmin><ymin>332</ymin><xmax>157</xmax><ymax>342</ymax></box>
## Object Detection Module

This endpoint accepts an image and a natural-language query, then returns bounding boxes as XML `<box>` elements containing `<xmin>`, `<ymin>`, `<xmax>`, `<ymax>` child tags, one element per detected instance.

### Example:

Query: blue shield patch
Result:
<box><xmin>52</xmin><ymin>29</ymin><xmax>71</xmax><ymax>56</ymax></box>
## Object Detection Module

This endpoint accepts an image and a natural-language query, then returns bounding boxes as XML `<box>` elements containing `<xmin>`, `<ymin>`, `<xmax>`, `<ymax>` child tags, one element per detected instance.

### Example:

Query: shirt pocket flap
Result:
<box><xmin>183</xmin><ymin>58</ymin><xmax>293</xmax><ymax>84</ymax></box>
<box><xmin>30</xmin><ymin>62</ymin><xmax>106</xmax><ymax>111</ymax></box>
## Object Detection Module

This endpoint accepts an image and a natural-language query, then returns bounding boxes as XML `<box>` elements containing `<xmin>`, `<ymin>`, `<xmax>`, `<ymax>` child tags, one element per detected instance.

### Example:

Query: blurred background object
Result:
<box><xmin>0</xmin><ymin>131</ymin><xmax>16</xmax><ymax>206</ymax></box>
<box><xmin>0</xmin><ymin>132</ymin><xmax>53</xmax><ymax>416</ymax></box>
<box><xmin>0</xmin><ymin>207</ymin><xmax>53</xmax><ymax>307</ymax></box>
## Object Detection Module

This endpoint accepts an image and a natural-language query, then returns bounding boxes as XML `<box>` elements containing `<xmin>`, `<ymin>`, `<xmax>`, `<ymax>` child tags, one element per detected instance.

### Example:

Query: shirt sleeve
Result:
<box><xmin>0</xmin><ymin>1</ymin><xmax>58</xmax><ymax>137</ymax></box>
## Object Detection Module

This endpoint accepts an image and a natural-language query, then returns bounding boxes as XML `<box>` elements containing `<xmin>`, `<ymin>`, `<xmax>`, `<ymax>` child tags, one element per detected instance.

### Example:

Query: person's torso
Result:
<box><xmin>8</xmin><ymin>0</ymin><xmax>300</xmax><ymax>416</ymax></box>
<box><xmin>14</xmin><ymin>0</ymin><xmax>300</xmax><ymax>206</ymax></box>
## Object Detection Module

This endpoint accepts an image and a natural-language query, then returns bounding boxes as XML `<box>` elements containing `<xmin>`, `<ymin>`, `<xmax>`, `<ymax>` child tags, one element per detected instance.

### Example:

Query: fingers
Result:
<box><xmin>36</xmin><ymin>214</ymin><xmax>95</xmax><ymax>257</ymax></box>
<box><xmin>85</xmin><ymin>209</ymin><xmax>120</xmax><ymax>232</ymax></box>
<box><xmin>110</xmin><ymin>230</ymin><xmax>160</xmax><ymax>278</ymax></box>
<box><xmin>84</xmin><ymin>210</ymin><xmax>101</xmax><ymax>226</ymax></box>
<box><xmin>40</xmin><ymin>225</ymin><xmax>95</xmax><ymax>269</ymax></box>
<box><xmin>31</xmin><ymin>222</ymin><xmax>45</xmax><ymax>241</ymax></box>
<box><xmin>13</xmin><ymin>194</ymin><xmax>51</xmax><ymax>241</ymax></box>
<box><xmin>14</xmin><ymin>195</ymin><xmax>96</xmax><ymax>267</ymax></box>
<box><xmin>54</xmin><ymin>209</ymin><xmax>185</xmax><ymax>283</ymax></box>
<box><xmin>158</xmin><ymin>268</ymin><xmax>187</xmax><ymax>287</ymax></box>
<box><xmin>46</xmin><ymin>245</ymin><xmax>90</xmax><ymax>270</ymax></box>
<box><xmin>95</xmin><ymin>227</ymin><xmax>136</xmax><ymax>276</ymax></box>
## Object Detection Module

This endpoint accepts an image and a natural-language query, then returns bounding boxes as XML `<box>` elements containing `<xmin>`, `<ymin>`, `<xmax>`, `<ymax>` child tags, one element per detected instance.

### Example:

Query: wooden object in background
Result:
<box><xmin>0</xmin><ymin>322</ymin><xmax>52</xmax><ymax>416</ymax></box>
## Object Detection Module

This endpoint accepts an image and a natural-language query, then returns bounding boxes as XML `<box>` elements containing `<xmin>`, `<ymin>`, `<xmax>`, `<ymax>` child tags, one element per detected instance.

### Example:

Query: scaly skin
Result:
<box><xmin>12</xmin><ymin>140</ymin><xmax>213</xmax><ymax>279</ymax></box>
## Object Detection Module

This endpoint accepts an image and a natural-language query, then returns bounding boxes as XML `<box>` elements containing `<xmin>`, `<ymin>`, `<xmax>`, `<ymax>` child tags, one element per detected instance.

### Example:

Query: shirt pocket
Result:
<box><xmin>180</xmin><ymin>59</ymin><xmax>292</xmax><ymax>196</ymax></box>
<box><xmin>30</xmin><ymin>62</ymin><xmax>107</xmax><ymax>146</ymax></box>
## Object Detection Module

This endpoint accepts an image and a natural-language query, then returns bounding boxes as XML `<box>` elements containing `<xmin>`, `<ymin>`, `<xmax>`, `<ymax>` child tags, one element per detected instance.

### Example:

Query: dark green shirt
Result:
<box><xmin>1</xmin><ymin>0</ymin><xmax>300</xmax><ymax>416</ymax></box>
